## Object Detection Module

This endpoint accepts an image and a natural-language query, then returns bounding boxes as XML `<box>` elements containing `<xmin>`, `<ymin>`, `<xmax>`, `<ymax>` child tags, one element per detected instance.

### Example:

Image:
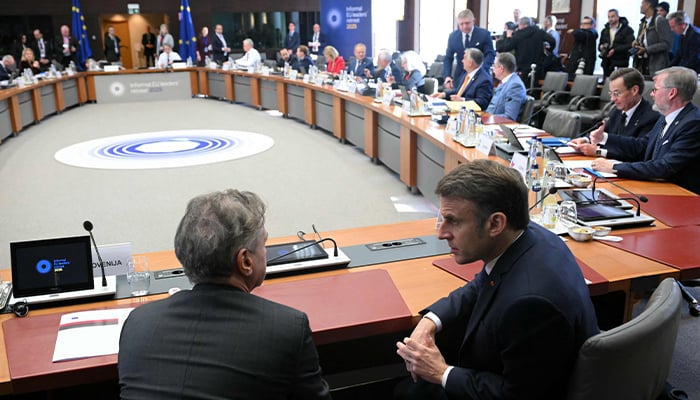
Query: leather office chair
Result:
<box><xmin>692</xmin><ymin>85</ymin><xmax>700</xmax><ymax>108</ymax></box>
<box><xmin>566</xmin><ymin>278</ymin><xmax>682</xmax><ymax>400</ymax></box>
<box><xmin>528</xmin><ymin>71</ymin><xmax>569</xmax><ymax>108</ymax></box>
<box><xmin>542</xmin><ymin>108</ymin><xmax>581</xmax><ymax>138</ymax></box>
<box><xmin>571</xmin><ymin>78</ymin><xmax>615</xmax><ymax>129</ymax></box>
<box><xmin>642</xmin><ymin>80</ymin><xmax>654</xmax><ymax>103</ymax></box>
<box><xmin>426</xmin><ymin>62</ymin><xmax>443</xmax><ymax>82</ymax></box>
<box><xmin>542</xmin><ymin>74</ymin><xmax>599</xmax><ymax>112</ymax></box>
<box><xmin>518</xmin><ymin>95</ymin><xmax>535</xmax><ymax>125</ymax></box>
<box><xmin>423</xmin><ymin>78</ymin><xmax>437</xmax><ymax>95</ymax></box>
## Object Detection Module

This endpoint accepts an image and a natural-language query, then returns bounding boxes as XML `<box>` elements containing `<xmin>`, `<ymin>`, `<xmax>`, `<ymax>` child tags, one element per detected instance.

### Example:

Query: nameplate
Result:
<box><xmin>510</xmin><ymin>152</ymin><xmax>528</xmax><ymax>180</ymax></box>
<box><xmin>172</xmin><ymin>62</ymin><xmax>186</xmax><ymax>69</ymax></box>
<box><xmin>208</xmin><ymin>62</ymin><xmax>218</xmax><ymax>69</ymax></box>
<box><xmin>382</xmin><ymin>90</ymin><xmax>393</xmax><ymax>105</ymax></box>
<box><xmin>261</xmin><ymin>67</ymin><xmax>270</xmax><ymax>76</ymax></box>
<box><xmin>476</xmin><ymin>134</ymin><xmax>495</xmax><ymax>155</ymax></box>
<box><xmin>66</xmin><ymin>69</ymin><xmax>75</xmax><ymax>76</ymax></box>
<box><xmin>103</xmin><ymin>65</ymin><xmax>120</xmax><ymax>72</ymax></box>
<box><xmin>91</xmin><ymin>242</ymin><xmax>132</xmax><ymax>276</ymax></box>
<box><xmin>303</xmin><ymin>74</ymin><xmax>310</xmax><ymax>83</ymax></box>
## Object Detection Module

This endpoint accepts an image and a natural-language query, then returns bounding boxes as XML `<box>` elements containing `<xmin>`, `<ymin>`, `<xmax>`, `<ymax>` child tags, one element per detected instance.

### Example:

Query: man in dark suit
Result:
<box><xmin>31</xmin><ymin>29</ymin><xmax>52</xmax><ymax>71</ymax></box>
<box><xmin>142</xmin><ymin>26</ymin><xmax>156</xmax><ymax>67</ymax></box>
<box><xmin>599</xmin><ymin>10</ymin><xmax>635</xmax><ymax>77</ymax></box>
<box><xmin>365</xmin><ymin>48</ymin><xmax>403</xmax><ymax>87</ymax></box>
<box><xmin>395</xmin><ymin>160</ymin><xmax>599</xmax><ymax>400</ymax></box>
<box><xmin>668</xmin><ymin>11</ymin><xmax>700</xmax><ymax>73</ymax></box>
<box><xmin>442</xmin><ymin>9</ymin><xmax>495</xmax><ymax>91</ymax></box>
<box><xmin>103</xmin><ymin>26</ymin><xmax>121</xmax><ymax>63</ymax></box>
<box><xmin>496</xmin><ymin>16</ymin><xmax>556</xmax><ymax>86</ymax></box>
<box><xmin>432</xmin><ymin>48</ymin><xmax>493</xmax><ymax>110</ymax></box>
<box><xmin>0</xmin><ymin>55</ymin><xmax>16</xmax><ymax>81</ymax></box>
<box><xmin>284</xmin><ymin>21</ymin><xmax>301</xmax><ymax>53</ymax></box>
<box><xmin>211</xmin><ymin>24</ymin><xmax>231</xmax><ymax>64</ymax></box>
<box><xmin>55</xmin><ymin>25</ymin><xmax>80</xmax><ymax>69</ymax></box>
<box><xmin>632</xmin><ymin>0</ymin><xmax>673</xmax><ymax>77</ymax></box>
<box><xmin>486</xmin><ymin>53</ymin><xmax>527</xmax><ymax>121</ymax></box>
<box><xmin>346</xmin><ymin>42</ymin><xmax>374</xmax><ymax>77</ymax></box>
<box><xmin>571</xmin><ymin>68</ymin><xmax>660</xmax><ymax>155</ymax></box>
<box><xmin>118</xmin><ymin>189</ymin><xmax>331</xmax><ymax>400</ymax></box>
<box><xmin>591</xmin><ymin>67</ymin><xmax>700</xmax><ymax>194</ymax></box>
<box><xmin>307</xmin><ymin>23</ymin><xmax>326</xmax><ymax>56</ymax></box>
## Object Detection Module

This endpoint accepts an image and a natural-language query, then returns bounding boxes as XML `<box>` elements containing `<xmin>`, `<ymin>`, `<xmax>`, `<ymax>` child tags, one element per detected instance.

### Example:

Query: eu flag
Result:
<box><xmin>71</xmin><ymin>0</ymin><xmax>92</xmax><ymax>68</ymax></box>
<box><xmin>179</xmin><ymin>0</ymin><xmax>197</xmax><ymax>62</ymax></box>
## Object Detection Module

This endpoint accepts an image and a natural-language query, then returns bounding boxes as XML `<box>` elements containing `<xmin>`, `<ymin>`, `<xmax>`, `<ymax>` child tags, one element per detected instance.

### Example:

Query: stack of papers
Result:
<box><xmin>52</xmin><ymin>308</ymin><xmax>134</xmax><ymax>362</ymax></box>
<box><xmin>563</xmin><ymin>160</ymin><xmax>617</xmax><ymax>178</ymax></box>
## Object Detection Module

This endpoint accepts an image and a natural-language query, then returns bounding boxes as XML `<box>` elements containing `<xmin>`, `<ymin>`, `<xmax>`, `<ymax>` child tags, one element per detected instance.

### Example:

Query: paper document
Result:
<box><xmin>445</xmin><ymin>100</ymin><xmax>481</xmax><ymax>112</ymax></box>
<box><xmin>52</xmin><ymin>308</ymin><xmax>134</xmax><ymax>362</ymax></box>
<box><xmin>501</xmin><ymin>124</ymin><xmax>545</xmax><ymax>136</ymax></box>
<box><xmin>563</xmin><ymin>160</ymin><xmax>617</xmax><ymax>178</ymax></box>
<box><xmin>556</xmin><ymin>146</ymin><xmax>580</xmax><ymax>155</ymax></box>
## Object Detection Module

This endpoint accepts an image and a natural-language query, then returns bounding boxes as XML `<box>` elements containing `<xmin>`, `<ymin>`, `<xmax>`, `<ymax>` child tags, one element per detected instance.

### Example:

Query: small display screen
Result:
<box><xmin>559</xmin><ymin>190</ymin><xmax>622</xmax><ymax>207</ymax></box>
<box><xmin>11</xmin><ymin>236</ymin><xmax>94</xmax><ymax>297</ymax></box>
<box><xmin>576</xmin><ymin>204</ymin><xmax>633</xmax><ymax>222</ymax></box>
<box><xmin>265</xmin><ymin>241</ymin><xmax>328</xmax><ymax>266</ymax></box>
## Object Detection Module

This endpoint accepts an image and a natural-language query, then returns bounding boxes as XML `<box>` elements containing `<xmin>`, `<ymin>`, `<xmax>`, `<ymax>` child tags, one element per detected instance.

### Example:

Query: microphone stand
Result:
<box><xmin>266</xmin><ymin>237</ymin><xmax>339</xmax><ymax>265</ymax></box>
<box><xmin>591</xmin><ymin>175</ymin><xmax>649</xmax><ymax>205</ymax></box>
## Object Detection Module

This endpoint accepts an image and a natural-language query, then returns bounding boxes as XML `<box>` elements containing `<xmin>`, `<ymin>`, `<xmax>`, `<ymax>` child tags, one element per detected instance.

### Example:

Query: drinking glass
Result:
<box><xmin>127</xmin><ymin>255</ymin><xmax>151</xmax><ymax>296</ymax></box>
<box><xmin>541</xmin><ymin>204</ymin><xmax>560</xmax><ymax>229</ymax></box>
<box><xmin>560</xmin><ymin>201</ymin><xmax>578</xmax><ymax>227</ymax></box>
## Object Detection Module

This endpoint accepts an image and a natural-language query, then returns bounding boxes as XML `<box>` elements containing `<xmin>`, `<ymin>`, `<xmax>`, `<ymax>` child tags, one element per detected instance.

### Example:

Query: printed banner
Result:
<box><xmin>320</xmin><ymin>0</ymin><xmax>372</xmax><ymax>62</ymax></box>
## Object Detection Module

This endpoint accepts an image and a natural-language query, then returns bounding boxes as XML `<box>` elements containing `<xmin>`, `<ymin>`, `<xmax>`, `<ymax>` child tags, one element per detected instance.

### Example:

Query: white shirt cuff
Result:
<box><xmin>423</xmin><ymin>312</ymin><xmax>443</xmax><ymax>332</ymax></box>
<box><xmin>441</xmin><ymin>366</ymin><xmax>454</xmax><ymax>388</ymax></box>
<box><xmin>600</xmin><ymin>132</ymin><xmax>609</xmax><ymax>145</ymax></box>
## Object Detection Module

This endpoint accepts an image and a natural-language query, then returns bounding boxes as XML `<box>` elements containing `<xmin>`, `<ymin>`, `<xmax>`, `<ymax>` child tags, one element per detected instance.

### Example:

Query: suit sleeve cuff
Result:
<box><xmin>423</xmin><ymin>312</ymin><xmax>443</xmax><ymax>332</ymax></box>
<box><xmin>441</xmin><ymin>366</ymin><xmax>455</xmax><ymax>388</ymax></box>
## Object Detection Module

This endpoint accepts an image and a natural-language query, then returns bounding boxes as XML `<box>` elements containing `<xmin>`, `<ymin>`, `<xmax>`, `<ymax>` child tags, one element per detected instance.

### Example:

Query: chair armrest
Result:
<box><xmin>526</xmin><ymin>87</ymin><xmax>544</xmax><ymax>98</ymax></box>
<box><xmin>566</xmin><ymin>95</ymin><xmax>585</xmax><ymax>110</ymax></box>
<box><xmin>545</xmin><ymin>90</ymin><xmax>571</xmax><ymax>106</ymax></box>
<box><xmin>572</xmin><ymin>95</ymin><xmax>601</xmax><ymax>110</ymax></box>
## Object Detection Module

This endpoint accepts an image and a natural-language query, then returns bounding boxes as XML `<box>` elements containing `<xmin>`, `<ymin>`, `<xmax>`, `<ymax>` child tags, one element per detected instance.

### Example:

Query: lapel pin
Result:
<box><xmin>489</xmin><ymin>281</ymin><xmax>495</xmax><ymax>287</ymax></box>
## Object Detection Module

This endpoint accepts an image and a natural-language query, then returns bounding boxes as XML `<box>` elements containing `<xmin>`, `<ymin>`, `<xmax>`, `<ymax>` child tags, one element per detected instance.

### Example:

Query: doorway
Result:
<box><xmin>102</xmin><ymin>20</ymin><xmax>133</xmax><ymax>68</ymax></box>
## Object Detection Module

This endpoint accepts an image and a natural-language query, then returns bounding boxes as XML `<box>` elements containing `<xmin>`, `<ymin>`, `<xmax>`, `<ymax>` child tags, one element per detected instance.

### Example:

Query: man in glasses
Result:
<box><xmin>590</xmin><ymin>66</ymin><xmax>700</xmax><ymax>194</ymax></box>
<box><xmin>570</xmin><ymin>68</ymin><xmax>659</xmax><ymax>155</ymax></box>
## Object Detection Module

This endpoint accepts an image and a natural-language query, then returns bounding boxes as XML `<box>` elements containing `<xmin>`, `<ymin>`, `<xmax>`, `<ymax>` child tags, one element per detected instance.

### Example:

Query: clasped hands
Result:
<box><xmin>395</xmin><ymin>317</ymin><xmax>448</xmax><ymax>384</ymax></box>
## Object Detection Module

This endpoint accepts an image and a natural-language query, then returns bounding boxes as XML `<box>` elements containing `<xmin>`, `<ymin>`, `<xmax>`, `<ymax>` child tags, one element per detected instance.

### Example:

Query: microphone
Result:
<box><xmin>83</xmin><ymin>220</ymin><xmax>107</xmax><ymax>287</ymax></box>
<box><xmin>529</xmin><ymin>186</ymin><xmax>558</xmax><ymax>212</ymax></box>
<box><xmin>266</xmin><ymin>237</ymin><xmax>339</xmax><ymax>265</ymax></box>
<box><xmin>591</xmin><ymin>175</ymin><xmax>649</xmax><ymax>205</ymax></box>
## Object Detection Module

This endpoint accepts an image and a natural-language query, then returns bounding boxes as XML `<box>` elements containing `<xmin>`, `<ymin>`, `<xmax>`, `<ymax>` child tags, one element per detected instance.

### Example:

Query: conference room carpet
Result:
<box><xmin>0</xmin><ymin>98</ymin><xmax>437</xmax><ymax>266</ymax></box>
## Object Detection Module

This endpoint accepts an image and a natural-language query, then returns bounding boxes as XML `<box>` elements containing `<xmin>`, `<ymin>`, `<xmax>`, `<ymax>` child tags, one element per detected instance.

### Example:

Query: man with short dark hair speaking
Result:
<box><xmin>118</xmin><ymin>189</ymin><xmax>331</xmax><ymax>400</ymax></box>
<box><xmin>395</xmin><ymin>160</ymin><xmax>599</xmax><ymax>400</ymax></box>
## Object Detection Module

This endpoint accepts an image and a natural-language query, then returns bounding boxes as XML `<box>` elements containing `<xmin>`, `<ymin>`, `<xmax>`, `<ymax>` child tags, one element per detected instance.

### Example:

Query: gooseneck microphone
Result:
<box><xmin>579</xmin><ymin>196</ymin><xmax>643</xmax><ymax>217</ymax></box>
<box><xmin>83</xmin><ymin>220</ymin><xmax>107</xmax><ymax>287</ymax></box>
<box><xmin>573</xmin><ymin>118</ymin><xmax>608</xmax><ymax>139</ymax></box>
<box><xmin>591</xmin><ymin>175</ymin><xmax>649</xmax><ymax>204</ymax></box>
<box><xmin>528</xmin><ymin>187</ymin><xmax>558</xmax><ymax>212</ymax></box>
<box><xmin>266</xmin><ymin>238</ymin><xmax>338</xmax><ymax>265</ymax></box>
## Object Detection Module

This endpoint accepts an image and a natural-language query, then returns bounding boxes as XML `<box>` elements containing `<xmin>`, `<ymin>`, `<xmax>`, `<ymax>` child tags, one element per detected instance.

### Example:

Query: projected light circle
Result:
<box><xmin>55</xmin><ymin>130</ymin><xmax>274</xmax><ymax>170</ymax></box>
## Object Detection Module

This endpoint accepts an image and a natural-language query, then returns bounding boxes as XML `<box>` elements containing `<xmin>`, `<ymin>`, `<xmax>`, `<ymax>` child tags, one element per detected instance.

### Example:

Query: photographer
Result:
<box><xmin>566</xmin><ymin>17</ymin><xmax>598</xmax><ymax>77</ymax></box>
<box><xmin>599</xmin><ymin>10</ymin><xmax>635</xmax><ymax>78</ymax></box>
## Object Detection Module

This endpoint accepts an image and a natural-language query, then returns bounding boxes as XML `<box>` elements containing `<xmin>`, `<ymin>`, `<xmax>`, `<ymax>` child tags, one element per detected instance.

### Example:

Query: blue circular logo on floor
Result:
<box><xmin>54</xmin><ymin>130</ymin><xmax>274</xmax><ymax>170</ymax></box>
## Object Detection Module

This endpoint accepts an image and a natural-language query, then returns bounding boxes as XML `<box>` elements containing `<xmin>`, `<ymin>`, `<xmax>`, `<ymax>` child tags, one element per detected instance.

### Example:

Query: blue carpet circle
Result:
<box><xmin>55</xmin><ymin>130</ymin><xmax>274</xmax><ymax>170</ymax></box>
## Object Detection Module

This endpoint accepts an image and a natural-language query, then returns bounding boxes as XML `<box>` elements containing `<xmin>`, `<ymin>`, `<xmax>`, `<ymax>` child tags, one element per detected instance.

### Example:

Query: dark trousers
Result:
<box><xmin>144</xmin><ymin>51</ymin><xmax>155</xmax><ymax>67</ymax></box>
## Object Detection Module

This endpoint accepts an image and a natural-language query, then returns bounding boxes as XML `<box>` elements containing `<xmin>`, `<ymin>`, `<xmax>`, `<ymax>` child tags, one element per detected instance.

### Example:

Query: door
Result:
<box><xmin>103</xmin><ymin>20</ymin><xmax>133</xmax><ymax>69</ymax></box>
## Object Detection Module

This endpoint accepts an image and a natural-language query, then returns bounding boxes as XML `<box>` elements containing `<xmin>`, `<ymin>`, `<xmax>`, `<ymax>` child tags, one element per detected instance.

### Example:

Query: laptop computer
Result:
<box><xmin>494</xmin><ymin>124</ymin><xmax>527</xmax><ymax>160</ymax></box>
<box><xmin>9</xmin><ymin>236</ymin><xmax>117</xmax><ymax>306</ymax></box>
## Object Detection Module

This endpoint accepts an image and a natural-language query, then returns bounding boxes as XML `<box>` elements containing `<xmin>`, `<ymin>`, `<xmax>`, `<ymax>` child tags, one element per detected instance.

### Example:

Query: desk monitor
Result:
<box><xmin>576</xmin><ymin>203</ymin><xmax>633</xmax><ymax>222</ymax></box>
<box><xmin>10</xmin><ymin>236</ymin><xmax>94</xmax><ymax>298</ymax></box>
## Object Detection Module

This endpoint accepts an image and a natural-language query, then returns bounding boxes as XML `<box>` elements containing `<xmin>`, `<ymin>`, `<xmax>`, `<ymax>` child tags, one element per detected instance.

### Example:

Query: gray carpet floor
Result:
<box><xmin>0</xmin><ymin>98</ymin><xmax>437</xmax><ymax>266</ymax></box>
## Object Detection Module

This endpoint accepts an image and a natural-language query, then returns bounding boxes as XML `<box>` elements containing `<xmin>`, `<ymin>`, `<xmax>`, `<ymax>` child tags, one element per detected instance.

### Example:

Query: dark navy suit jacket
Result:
<box><xmin>444</xmin><ymin>67</ymin><xmax>494</xmax><ymax>110</ymax></box>
<box><xmin>284</xmin><ymin>31</ymin><xmax>301</xmax><ymax>51</ymax></box>
<box><xmin>443</xmin><ymin>26</ymin><xmax>495</xmax><ymax>80</ymax></box>
<box><xmin>671</xmin><ymin>24</ymin><xmax>700</xmax><ymax>73</ymax></box>
<box><xmin>607</xmin><ymin>103</ymin><xmax>700</xmax><ymax>194</ymax></box>
<box><xmin>604</xmin><ymin>98</ymin><xmax>659</xmax><ymax>138</ymax></box>
<box><xmin>347</xmin><ymin>57</ymin><xmax>374</xmax><ymax>76</ymax></box>
<box><xmin>486</xmin><ymin>74</ymin><xmax>527</xmax><ymax>121</ymax></box>
<box><xmin>307</xmin><ymin>32</ymin><xmax>326</xmax><ymax>55</ymax></box>
<box><xmin>428</xmin><ymin>223</ymin><xmax>599</xmax><ymax>400</ymax></box>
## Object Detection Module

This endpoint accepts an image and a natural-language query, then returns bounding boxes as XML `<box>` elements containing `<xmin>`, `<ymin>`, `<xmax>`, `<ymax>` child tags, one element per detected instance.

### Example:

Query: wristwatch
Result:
<box><xmin>595</xmin><ymin>148</ymin><xmax>602</xmax><ymax>156</ymax></box>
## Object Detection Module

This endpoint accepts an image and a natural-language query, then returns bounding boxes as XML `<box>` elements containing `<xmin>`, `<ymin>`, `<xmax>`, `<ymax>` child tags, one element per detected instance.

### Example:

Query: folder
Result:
<box><xmin>631</xmin><ymin>194</ymin><xmax>700</xmax><ymax>227</ymax></box>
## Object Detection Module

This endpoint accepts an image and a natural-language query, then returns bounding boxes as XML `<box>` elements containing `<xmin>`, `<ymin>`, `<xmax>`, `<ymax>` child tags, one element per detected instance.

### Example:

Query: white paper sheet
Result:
<box><xmin>52</xmin><ymin>308</ymin><xmax>135</xmax><ymax>362</ymax></box>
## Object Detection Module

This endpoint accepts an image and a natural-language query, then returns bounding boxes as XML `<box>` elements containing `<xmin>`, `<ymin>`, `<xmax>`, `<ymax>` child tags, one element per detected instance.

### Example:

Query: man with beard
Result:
<box><xmin>599</xmin><ymin>9</ymin><xmax>635</xmax><ymax>77</ymax></box>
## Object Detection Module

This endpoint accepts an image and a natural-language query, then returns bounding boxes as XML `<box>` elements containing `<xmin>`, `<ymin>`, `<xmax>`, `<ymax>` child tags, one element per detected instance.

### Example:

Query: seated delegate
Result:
<box><xmin>400</xmin><ymin>50</ymin><xmax>427</xmax><ymax>94</ymax></box>
<box><xmin>323</xmin><ymin>45</ymin><xmax>345</xmax><ymax>76</ymax></box>
<box><xmin>485</xmin><ymin>52</ymin><xmax>527</xmax><ymax>121</ymax></box>
<box><xmin>293</xmin><ymin>45</ymin><xmax>314</xmax><ymax>73</ymax></box>
<box><xmin>432</xmin><ymin>48</ymin><xmax>493</xmax><ymax>110</ymax></box>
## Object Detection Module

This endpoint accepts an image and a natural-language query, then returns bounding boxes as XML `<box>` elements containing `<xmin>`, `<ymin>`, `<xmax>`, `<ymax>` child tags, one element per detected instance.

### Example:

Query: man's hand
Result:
<box><xmin>574</xmin><ymin>143</ymin><xmax>598</xmax><ymax>156</ymax></box>
<box><xmin>591</xmin><ymin>157</ymin><xmax>615</xmax><ymax>173</ymax></box>
<box><xmin>396</xmin><ymin>335</ymin><xmax>448</xmax><ymax>384</ymax></box>
<box><xmin>443</xmin><ymin>77</ymin><xmax>453</xmax><ymax>89</ymax></box>
<box><xmin>431</xmin><ymin>92</ymin><xmax>446</xmax><ymax>99</ymax></box>
<box><xmin>589</xmin><ymin>121</ymin><xmax>606</xmax><ymax>144</ymax></box>
<box><xmin>396</xmin><ymin>317</ymin><xmax>441</xmax><ymax>382</ymax></box>
<box><xmin>449</xmin><ymin>94</ymin><xmax>464</xmax><ymax>101</ymax></box>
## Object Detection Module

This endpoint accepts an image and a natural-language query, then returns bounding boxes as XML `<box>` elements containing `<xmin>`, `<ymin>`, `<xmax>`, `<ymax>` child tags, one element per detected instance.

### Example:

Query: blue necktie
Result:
<box><xmin>652</xmin><ymin>120</ymin><xmax>668</xmax><ymax>158</ymax></box>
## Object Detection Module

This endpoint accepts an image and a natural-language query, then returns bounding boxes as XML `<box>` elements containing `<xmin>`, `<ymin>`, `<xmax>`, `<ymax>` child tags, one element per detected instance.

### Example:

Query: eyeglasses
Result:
<box><xmin>609</xmin><ymin>89</ymin><xmax>628</xmax><ymax>98</ymax></box>
<box><xmin>651</xmin><ymin>86</ymin><xmax>672</xmax><ymax>93</ymax></box>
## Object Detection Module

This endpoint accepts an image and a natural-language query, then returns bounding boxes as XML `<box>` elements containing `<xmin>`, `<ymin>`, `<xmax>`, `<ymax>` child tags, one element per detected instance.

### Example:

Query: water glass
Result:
<box><xmin>541</xmin><ymin>204</ymin><xmax>560</xmax><ymax>229</ymax></box>
<box><xmin>127</xmin><ymin>255</ymin><xmax>151</xmax><ymax>296</ymax></box>
<box><xmin>560</xmin><ymin>201</ymin><xmax>578</xmax><ymax>227</ymax></box>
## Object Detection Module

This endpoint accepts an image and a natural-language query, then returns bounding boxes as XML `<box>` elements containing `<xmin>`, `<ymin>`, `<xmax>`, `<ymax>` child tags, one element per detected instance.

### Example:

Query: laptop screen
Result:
<box><xmin>10</xmin><ymin>236</ymin><xmax>95</xmax><ymax>298</ymax></box>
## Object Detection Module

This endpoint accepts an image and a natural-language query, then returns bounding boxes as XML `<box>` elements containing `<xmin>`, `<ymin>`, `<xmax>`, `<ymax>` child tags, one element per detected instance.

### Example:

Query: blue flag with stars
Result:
<box><xmin>179</xmin><ymin>0</ymin><xmax>196</xmax><ymax>62</ymax></box>
<box><xmin>71</xmin><ymin>0</ymin><xmax>92</xmax><ymax>67</ymax></box>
